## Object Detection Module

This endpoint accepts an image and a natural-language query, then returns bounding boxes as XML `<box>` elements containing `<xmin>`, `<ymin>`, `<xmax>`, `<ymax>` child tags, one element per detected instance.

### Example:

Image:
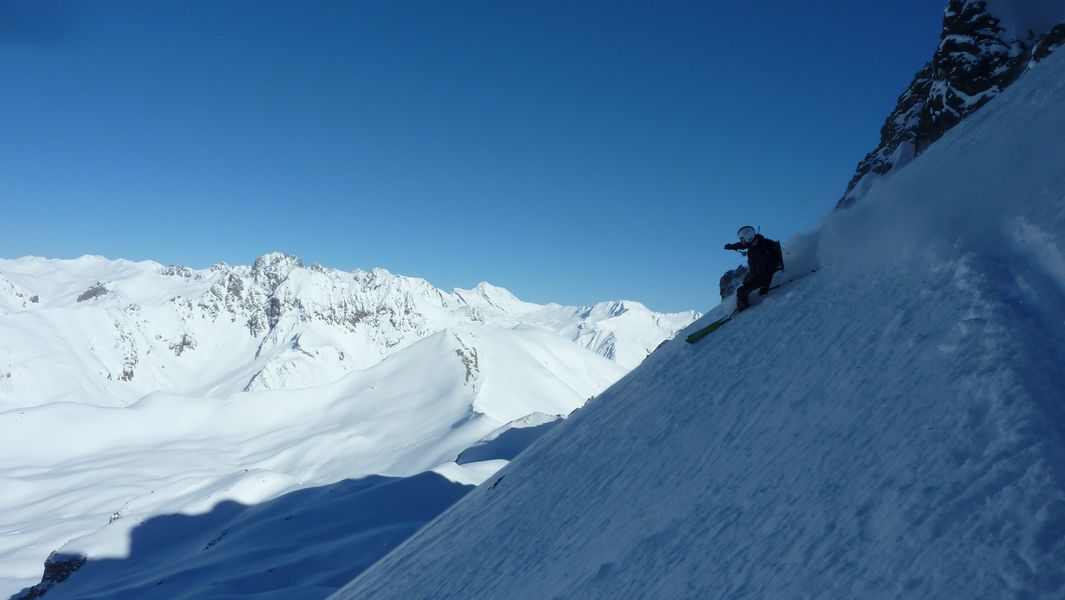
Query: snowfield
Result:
<box><xmin>0</xmin><ymin>259</ymin><xmax>694</xmax><ymax>598</ymax></box>
<box><xmin>332</xmin><ymin>46</ymin><xmax>1065</xmax><ymax>599</ymax></box>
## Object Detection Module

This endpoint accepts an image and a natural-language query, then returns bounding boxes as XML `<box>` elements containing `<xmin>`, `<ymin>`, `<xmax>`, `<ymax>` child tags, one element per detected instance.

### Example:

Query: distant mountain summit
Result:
<box><xmin>838</xmin><ymin>0</ymin><xmax>1065</xmax><ymax>208</ymax></box>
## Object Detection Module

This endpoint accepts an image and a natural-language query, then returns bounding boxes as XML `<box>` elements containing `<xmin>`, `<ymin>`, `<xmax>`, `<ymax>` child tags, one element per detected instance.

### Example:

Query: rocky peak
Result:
<box><xmin>251</xmin><ymin>253</ymin><xmax>304</xmax><ymax>288</ymax></box>
<box><xmin>252</xmin><ymin>252</ymin><xmax>304</xmax><ymax>272</ymax></box>
<box><xmin>837</xmin><ymin>0</ymin><xmax>1065</xmax><ymax>208</ymax></box>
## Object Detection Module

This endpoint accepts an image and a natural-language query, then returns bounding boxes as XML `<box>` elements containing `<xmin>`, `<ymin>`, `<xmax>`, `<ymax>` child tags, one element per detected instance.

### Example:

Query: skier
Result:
<box><xmin>724</xmin><ymin>225</ymin><xmax>783</xmax><ymax>312</ymax></box>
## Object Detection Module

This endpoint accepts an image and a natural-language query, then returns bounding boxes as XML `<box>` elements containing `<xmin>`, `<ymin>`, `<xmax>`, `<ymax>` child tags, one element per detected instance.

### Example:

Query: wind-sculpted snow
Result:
<box><xmin>333</xmin><ymin>49</ymin><xmax>1065</xmax><ymax>600</ymax></box>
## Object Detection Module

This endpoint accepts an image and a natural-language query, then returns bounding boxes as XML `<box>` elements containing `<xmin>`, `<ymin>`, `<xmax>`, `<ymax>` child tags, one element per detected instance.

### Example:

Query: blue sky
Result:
<box><xmin>1</xmin><ymin>1</ymin><xmax>943</xmax><ymax>312</ymax></box>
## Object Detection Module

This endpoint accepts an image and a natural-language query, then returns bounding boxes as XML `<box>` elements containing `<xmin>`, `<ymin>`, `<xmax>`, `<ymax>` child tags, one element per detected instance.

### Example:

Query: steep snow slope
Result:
<box><xmin>333</xmin><ymin>49</ymin><xmax>1065</xmax><ymax>599</ymax></box>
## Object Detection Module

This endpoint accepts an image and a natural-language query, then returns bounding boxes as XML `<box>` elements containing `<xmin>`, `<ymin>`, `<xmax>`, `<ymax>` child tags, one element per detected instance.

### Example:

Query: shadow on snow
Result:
<box><xmin>13</xmin><ymin>472</ymin><xmax>472</xmax><ymax>600</ymax></box>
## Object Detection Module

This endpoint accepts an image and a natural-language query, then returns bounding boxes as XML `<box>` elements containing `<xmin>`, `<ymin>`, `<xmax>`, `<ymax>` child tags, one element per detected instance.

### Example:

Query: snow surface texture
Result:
<box><xmin>0</xmin><ymin>259</ymin><xmax>696</xmax><ymax>598</ymax></box>
<box><xmin>333</xmin><ymin>47</ymin><xmax>1065</xmax><ymax>599</ymax></box>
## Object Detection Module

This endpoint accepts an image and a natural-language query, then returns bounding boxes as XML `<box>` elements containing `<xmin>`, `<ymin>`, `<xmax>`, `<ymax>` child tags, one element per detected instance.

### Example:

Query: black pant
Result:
<box><xmin>736</xmin><ymin>271</ymin><xmax>774</xmax><ymax>311</ymax></box>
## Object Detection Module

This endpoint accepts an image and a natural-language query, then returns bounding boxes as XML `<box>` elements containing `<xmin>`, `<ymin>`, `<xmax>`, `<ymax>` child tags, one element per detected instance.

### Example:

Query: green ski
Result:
<box><xmin>685</xmin><ymin>312</ymin><xmax>736</xmax><ymax>344</ymax></box>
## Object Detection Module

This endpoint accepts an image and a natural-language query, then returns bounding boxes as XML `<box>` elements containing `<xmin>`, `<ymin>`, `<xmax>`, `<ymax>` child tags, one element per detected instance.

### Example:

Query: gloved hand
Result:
<box><xmin>724</xmin><ymin>243</ymin><xmax>736</xmax><ymax>250</ymax></box>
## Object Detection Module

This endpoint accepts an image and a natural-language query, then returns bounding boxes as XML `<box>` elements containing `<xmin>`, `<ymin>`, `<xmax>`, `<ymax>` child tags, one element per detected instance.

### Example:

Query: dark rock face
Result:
<box><xmin>719</xmin><ymin>266</ymin><xmax>748</xmax><ymax>300</ymax></box>
<box><xmin>14</xmin><ymin>552</ymin><xmax>87</xmax><ymax>600</ymax></box>
<box><xmin>837</xmin><ymin>1</ymin><xmax>1065</xmax><ymax>208</ymax></box>
<box><xmin>265</xmin><ymin>296</ymin><xmax>284</xmax><ymax>330</ymax></box>
<box><xmin>169</xmin><ymin>333</ymin><xmax>196</xmax><ymax>356</ymax></box>
<box><xmin>161</xmin><ymin>264</ymin><xmax>195</xmax><ymax>278</ymax></box>
<box><xmin>1032</xmin><ymin>23</ymin><xmax>1065</xmax><ymax>61</ymax></box>
<box><xmin>76</xmin><ymin>283</ymin><xmax>108</xmax><ymax>303</ymax></box>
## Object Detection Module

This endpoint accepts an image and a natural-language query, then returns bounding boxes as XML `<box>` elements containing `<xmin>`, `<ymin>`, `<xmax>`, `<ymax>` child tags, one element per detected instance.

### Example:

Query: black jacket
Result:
<box><xmin>725</xmin><ymin>234</ymin><xmax>780</xmax><ymax>277</ymax></box>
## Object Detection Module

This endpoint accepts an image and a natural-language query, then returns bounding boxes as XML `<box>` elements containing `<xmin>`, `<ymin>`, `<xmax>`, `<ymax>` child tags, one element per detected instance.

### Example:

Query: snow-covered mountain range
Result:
<box><xmin>0</xmin><ymin>253</ymin><xmax>696</xmax><ymax>409</ymax></box>
<box><xmin>838</xmin><ymin>0</ymin><xmax>1065</xmax><ymax>207</ymax></box>
<box><xmin>0</xmin><ymin>256</ymin><xmax>696</xmax><ymax>598</ymax></box>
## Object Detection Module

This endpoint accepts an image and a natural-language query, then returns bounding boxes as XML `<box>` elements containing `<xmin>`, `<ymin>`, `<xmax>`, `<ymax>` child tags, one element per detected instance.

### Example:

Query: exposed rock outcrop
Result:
<box><xmin>14</xmin><ymin>552</ymin><xmax>87</xmax><ymax>600</ymax></box>
<box><xmin>1031</xmin><ymin>23</ymin><xmax>1065</xmax><ymax>62</ymax></box>
<box><xmin>838</xmin><ymin>1</ymin><xmax>1065</xmax><ymax>208</ymax></box>
<box><xmin>76</xmin><ymin>283</ymin><xmax>108</xmax><ymax>303</ymax></box>
<box><xmin>719</xmin><ymin>266</ymin><xmax>748</xmax><ymax>300</ymax></box>
<box><xmin>169</xmin><ymin>334</ymin><xmax>196</xmax><ymax>356</ymax></box>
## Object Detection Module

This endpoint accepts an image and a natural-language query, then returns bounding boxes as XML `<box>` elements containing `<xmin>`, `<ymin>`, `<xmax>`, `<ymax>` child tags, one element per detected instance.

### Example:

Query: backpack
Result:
<box><xmin>768</xmin><ymin>239</ymin><xmax>784</xmax><ymax>272</ymax></box>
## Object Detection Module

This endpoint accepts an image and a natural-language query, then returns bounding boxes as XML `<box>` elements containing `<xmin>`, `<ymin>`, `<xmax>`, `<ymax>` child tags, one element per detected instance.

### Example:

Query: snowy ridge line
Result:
<box><xmin>0</xmin><ymin>253</ymin><xmax>699</xmax><ymax>410</ymax></box>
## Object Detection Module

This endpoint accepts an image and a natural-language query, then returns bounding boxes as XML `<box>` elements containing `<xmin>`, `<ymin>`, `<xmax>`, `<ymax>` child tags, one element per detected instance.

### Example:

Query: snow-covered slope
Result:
<box><xmin>333</xmin><ymin>46</ymin><xmax>1065</xmax><ymax>599</ymax></box>
<box><xmin>3</xmin><ymin>325</ymin><xmax>625</xmax><ymax>599</ymax></box>
<box><xmin>0</xmin><ymin>258</ymin><xmax>696</xmax><ymax>598</ymax></box>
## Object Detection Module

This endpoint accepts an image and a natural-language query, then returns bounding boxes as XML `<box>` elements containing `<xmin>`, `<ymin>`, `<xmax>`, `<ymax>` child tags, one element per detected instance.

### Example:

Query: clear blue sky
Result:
<box><xmin>1</xmin><ymin>1</ymin><xmax>943</xmax><ymax>312</ymax></box>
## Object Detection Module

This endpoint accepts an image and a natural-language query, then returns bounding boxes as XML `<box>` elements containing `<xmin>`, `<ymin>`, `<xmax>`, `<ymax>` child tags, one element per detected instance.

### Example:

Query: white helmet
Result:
<box><xmin>737</xmin><ymin>225</ymin><xmax>757</xmax><ymax>244</ymax></box>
